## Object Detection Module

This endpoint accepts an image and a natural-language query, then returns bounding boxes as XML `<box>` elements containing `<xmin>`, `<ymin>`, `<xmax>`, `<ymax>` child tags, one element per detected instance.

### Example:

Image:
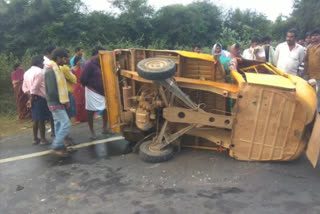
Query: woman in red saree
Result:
<box><xmin>11</xmin><ymin>63</ymin><xmax>30</xmax><ymax>120</ymax></box>
<box><xmin>72</xmin><ymin>56</ymin><xmax>88</xmax><ymax>122</ymax></box>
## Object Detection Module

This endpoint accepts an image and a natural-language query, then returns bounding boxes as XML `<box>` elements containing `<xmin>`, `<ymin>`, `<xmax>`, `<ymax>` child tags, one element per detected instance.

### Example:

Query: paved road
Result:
<box><xmin>1</xmin><ymin>120</ymin><xmax>320</xmax><ymax>214</ymax></box>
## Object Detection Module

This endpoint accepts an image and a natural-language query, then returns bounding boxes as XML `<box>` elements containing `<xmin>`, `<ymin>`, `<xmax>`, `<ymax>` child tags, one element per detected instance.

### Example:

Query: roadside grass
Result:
<box><xmin>0</xmin><ymin>91</ymin><xmax>32</xmax><ymax>137</ymax></box>
<box><xmin>0</xmin><ymin>115</ymin><xmax>32</xmax><ymax>137</ymax></box>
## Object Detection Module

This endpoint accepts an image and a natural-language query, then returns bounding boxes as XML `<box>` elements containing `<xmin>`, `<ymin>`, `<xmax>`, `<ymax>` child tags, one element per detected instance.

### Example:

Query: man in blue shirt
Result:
<box><xmin>70</xmin><ymin>47</ymin><xmax>85</xmax><ymax>68</ymax></box>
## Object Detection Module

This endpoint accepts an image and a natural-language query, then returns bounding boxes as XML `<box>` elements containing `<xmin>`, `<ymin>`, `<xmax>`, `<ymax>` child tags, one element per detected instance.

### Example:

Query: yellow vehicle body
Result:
<box><xmin>100</xmin><ymin>49</ymin><xmax>320</xmax><ymax>167</ymax></box>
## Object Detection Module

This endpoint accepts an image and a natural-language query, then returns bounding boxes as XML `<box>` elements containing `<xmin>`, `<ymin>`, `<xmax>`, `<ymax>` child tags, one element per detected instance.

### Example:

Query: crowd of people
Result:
<box><xmin>193</xmin><ymin>28</ymin><xmax>320</xmax><ymax>79</ymax></box>
<box><xmin>193</xmin><ymin>28</ymin><xmax>320</xmax><ymax>110</ymax></box>
<box><xmin>11</xmin><ymin>46</ymin><xmax>110</xmax><ymax>156</ymax></box>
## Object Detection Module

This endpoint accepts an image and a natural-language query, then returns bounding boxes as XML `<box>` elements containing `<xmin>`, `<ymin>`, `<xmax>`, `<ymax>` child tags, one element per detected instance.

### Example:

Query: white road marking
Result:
<box><xmin>0</xmin><ymin>136</ymin><xmax>124</xmax><ymax>164</ymax></box>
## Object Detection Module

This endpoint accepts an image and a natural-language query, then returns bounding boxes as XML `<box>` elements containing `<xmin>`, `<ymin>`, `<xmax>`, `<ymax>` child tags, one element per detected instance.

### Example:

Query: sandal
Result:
<box><xmin>102</xmin><ymin>130</ymin><xmax>112</xmax><ymax>137</ymax></box>
<box><xmin>53</xmin><ymin>150</ymin><xmax>70</xmax><ymax>157</ymax></box>
<box><xmin>67</xmin><ymin>147</ymin><xmax>77</xmax><ymax>153</ymax></box>
<box><xmin>64</xmin><ymin>137</ymin><xmax>77</xmax><ymax>147</ymax></box>
<box><xmin>40</xmin><ymin>140</ymin><xmax>51</xmax><ymax>145</ymax></box>
<box><xmin>32</xmin><ymin>138</ymin><xmax>40</xmax><ymax>145</ymax></box>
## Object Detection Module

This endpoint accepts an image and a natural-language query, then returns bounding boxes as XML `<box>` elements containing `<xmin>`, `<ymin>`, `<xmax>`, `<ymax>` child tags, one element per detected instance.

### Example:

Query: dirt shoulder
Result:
<box><xmin>0</xmin><ymin>115</ymin><xmax>32</xmax><ymax>138</ymax></box>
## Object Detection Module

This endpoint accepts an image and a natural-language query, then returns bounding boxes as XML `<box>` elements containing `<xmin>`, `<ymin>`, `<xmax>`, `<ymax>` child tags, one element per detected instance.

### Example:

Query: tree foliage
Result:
<box><xmin>0</xmin><ymin>0</ymin><xmax>318</xmax><ymax>58</ymax></box>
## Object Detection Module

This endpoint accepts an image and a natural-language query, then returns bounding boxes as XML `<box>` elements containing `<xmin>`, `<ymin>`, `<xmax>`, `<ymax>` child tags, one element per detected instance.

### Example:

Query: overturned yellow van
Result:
<box><xmin>99</xmin><ymin>49</ymin><xmax>320</xmax><ymax>167</ymax></box>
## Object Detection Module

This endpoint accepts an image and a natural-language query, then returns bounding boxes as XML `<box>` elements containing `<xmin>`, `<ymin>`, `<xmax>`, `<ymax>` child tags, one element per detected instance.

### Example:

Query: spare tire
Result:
<box><xmin>139</xmin><ymin>140</ymin><xmax>174</xmax><ymax>163</ymax></box>
<box><xmin>137</xmin><ymin>57</ymin><xmax>176</xmax><ymax>80</ymax></box>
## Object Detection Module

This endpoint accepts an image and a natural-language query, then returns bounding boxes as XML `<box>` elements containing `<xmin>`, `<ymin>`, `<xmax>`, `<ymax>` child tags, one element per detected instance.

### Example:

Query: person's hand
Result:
<box><xmin>26</xmin><ymin>96</ymin><xmax>34</xmax><ymax>109</ymax></box>
<box><xmin>64</xmin><ymin>102</ymin><xmax>70</xmax><ymax>109</ymax></box>
<box><xmin>26</xmin><ymin>99</ymin><xmax>32</xmax><ymax>109</ymax></box>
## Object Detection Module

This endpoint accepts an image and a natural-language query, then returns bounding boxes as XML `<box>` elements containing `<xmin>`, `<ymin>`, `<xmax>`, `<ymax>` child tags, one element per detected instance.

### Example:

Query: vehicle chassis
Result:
<box><xmin>99</xmin><ymin>49</ymin><xmax>320</xmax><ymax>166</ymax></box>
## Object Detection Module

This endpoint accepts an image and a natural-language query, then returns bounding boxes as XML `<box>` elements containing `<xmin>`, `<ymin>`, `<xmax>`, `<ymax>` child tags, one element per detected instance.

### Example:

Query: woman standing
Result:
<box><xmin>11</xmin><ymin>63</ymin><xmax>30</xmax><ymax>119</ymax></box>
<box><xmin>72</xmin><ymin>56</ymin><xmax>87</xmax><ymax>123</ymax></box>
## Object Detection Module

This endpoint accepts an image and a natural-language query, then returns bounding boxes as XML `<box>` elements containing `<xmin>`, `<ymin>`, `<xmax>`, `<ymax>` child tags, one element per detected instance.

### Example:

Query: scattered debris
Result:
<box><xmin>147</xmin><ymin>163</ymin><xmax>160</xmax><ymax>169</ymax></box>
<box><xmin>16</xmin><ymin>185</ymin><xmax>24</xmax><ymax>191</ymax></box>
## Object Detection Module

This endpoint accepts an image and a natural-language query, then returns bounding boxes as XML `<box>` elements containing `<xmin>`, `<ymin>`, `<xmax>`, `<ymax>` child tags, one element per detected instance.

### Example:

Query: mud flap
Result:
<box><xmin>306</xmin><ymin>113</ymin><xmax>320</xmax><ymax>168</ymax></box>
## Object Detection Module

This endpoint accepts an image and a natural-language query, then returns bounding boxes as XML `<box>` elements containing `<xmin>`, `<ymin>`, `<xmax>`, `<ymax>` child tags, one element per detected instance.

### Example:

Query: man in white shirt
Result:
<box><xmin>43</xmin><ymin>45</ymin><xmax>56</xmax><ymax>70</ymax></box>
<box><xmin>274</xmin><ymin>28</ymin><xmax>305</xmax><ymax>76</ymax></box>
<box><xmin>43</xmin><ymin>45</ymin><xmax>56</xmax><ymax>137</ymax></box>
<box><xmin>243</xmin><ymin>37</ymin><xmax>266</xmax><ymax>61</ymax></box>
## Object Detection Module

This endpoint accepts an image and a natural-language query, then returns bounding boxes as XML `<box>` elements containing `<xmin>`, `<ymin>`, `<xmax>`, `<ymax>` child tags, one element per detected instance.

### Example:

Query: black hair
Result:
<box><xmin>234</xmin><ymin>43</ymin><xmax>241</xmax><ymax>49</ymax></box>
<box><xmin>91</xmin><ymin>46</ymin><xmax>106</xmax><ymax>56</ymax></box>
<box><xmin>311</xmin><ymin>29</ymin><xmax>320</xmax><ymax>36</ymax></box>
<box><xmin>194</xmin><ymin>44</ymin><xmax>201</xmax><ymax>49</ymax></box>
<box><xmin>51</xmin><ymin>48</ymin><xmax>68</xmax><ymax>61</ymax></box>
<box><xmin>13</xmin><ymin>62</ymin><xmax>21</xmax><ymax>70</ymax></box>
<box><xmin>287</xmin><ymin>28</ymin><xmax>297</xmax><ymax>38</ymax></box>
<box><xmin>31</xmin><ymin>56</ymin><xmax>43</xmax><ymax>67</ymax></box>
<box><xmin>74</xmin><ymin>56</ymin><xmax>82</xmax><ymax>65</ymax></box>
<box><xmin>251</xmin><ymin>37</ymin><xmax>261</xmax><ymax>43</ymax></box>
<box><xmin>44</xmin><ymin>45</ymin><xmax>56</xmax><ymax>55</ymax></box>
<box><xmin>75</xmin><ymin>47</ymin><xmax>82</xmax><ymax>52</ymax></box>
<box><xmin>306</xmin><ymin>32</ymin><xmax>311</xmax><ymax>37</ymax></box>
<box><xmin>262</xmin><ymin>36</ymin><xmax>272</xmax><ymax>42</ymax></box>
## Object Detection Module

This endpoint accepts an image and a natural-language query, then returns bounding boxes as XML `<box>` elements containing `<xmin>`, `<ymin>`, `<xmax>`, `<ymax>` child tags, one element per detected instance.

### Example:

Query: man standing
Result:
<box><xmin>45</xmin><ymin>48</ymin><xmax>73</xmax><ymax>156</ymax></box>
<box><xmin>305</xmin><ymin>32</ymin><xmax>312</xmax><ymax>47</ymax></box>
<box><xmin>80</xmin><ymin>46</ymin><xmax>109</xmax><ymax>140</ymax></box>
<box><xmin>242</xmin><ymin>37</ymin><xmax>266</xmax><ymax>61</ymax></box>
<box><xmin>193</xmin><ymin>45</ymin><xmax>201</xmax><ymax>53</ymax></box>
<box><xmin>304</xmin><ymin>29</ymin><xmax>320</xmax><ymax>112</ymax></box>
<box><xmin>23</xmin><ymin>56</ymin><xmax>51</xmax><ymax>145</ymax></box>
<box><xmin>43</xmin><ymin>45</ymin><xmax>56</xmax><ymax>69</ymax></box>
<box><xmin>43</xmin><ymin>45</ymin><xmax>56</xmax><ymax>137</ymax></box>
<box><xmin>228</xmin><ymin>43</ymin><xmax>242</xmax><ymax>58</ymax></box>
<box><xmin>70</xmin><ymin>47</ymin><xmax>85</xmax><ymax>68</ymax></box>
<box><xmin>261</xmin><ymin>36</ymin><xmax>276</xmax><ymax>65</ymax></box>
<box><xmin>61</xmin><ymin>50</ymin><xmax>77</xmax><ymax>146</ymax></box>
<box><xmin>298</xmin><ymin>37</ymin><xmax>305</xmax><ymax>46</ymax></box>
<box><xmin>274</xmin><ymin>29</ymin><xmax>305</xmax><ymax>76</ymax></box>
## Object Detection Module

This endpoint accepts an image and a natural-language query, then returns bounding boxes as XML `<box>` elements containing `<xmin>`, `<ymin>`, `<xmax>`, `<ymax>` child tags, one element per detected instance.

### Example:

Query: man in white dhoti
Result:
<box><xmin>80</xmin><ymin>46</ymin><xmax>109</xmax><ymax>140</ymax></box>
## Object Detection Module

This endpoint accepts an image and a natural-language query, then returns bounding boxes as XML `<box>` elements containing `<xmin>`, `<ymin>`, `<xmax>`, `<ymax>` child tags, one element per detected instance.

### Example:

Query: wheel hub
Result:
<box><xmin>145</xmin><ymin>60</ymin><xmax>168</xmax><ymax>71</ymax></box>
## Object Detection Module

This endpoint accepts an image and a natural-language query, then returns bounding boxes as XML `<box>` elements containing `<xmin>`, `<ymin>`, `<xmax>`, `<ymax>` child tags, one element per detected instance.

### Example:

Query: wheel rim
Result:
<box><xmin>144</xmin><ymin>59</ymin><xmax>169</xmax><ymax>71</ymax></box>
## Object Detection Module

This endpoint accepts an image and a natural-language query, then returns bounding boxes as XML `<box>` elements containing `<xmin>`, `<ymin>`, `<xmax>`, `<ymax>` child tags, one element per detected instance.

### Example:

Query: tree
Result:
<box><xmin>291</xmin><ymin>0</ymin><xmax>320</xmax><ymax>34</ymax></box>
<box><xmin>0</xmin><ymin>0</ymin><xmax>85</xmax><ymax>56</ymax></box>
<box><xmin>271</xmin><ymin>15</ymin><xmax>297</xmax><ymax>42</ymax></box>
<box><xmin>110</xmin><ymin>0</ymin><xmax>154</xmax><ymax>46</ymax></box>
<box><xmin>224</xmin><ymin>9</ymin><xmax>272</xmax><ymax>44</ymax></box>
<box><xmin>152</xmin><ymin>1</ymin><xmax>222</xmax><ymax>48</ymax></box>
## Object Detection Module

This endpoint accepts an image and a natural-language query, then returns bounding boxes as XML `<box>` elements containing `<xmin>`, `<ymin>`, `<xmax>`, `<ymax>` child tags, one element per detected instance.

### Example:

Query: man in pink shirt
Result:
<box><xmin>23</xmin><ymin>56</ymin><xmax>51</xmax><ymax>145</ymax></box>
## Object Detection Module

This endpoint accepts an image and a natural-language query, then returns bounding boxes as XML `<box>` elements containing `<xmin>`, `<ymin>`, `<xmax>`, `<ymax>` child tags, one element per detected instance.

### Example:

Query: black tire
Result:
<box><xmin>137</xmin><ymin>57</ymin><xmax>176</xmax><ymax>80</ymax></box>
<box><xmin>139</xmin><ymin>140</ymin><xmax>174</xmax><ymax>163</ymax></box>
